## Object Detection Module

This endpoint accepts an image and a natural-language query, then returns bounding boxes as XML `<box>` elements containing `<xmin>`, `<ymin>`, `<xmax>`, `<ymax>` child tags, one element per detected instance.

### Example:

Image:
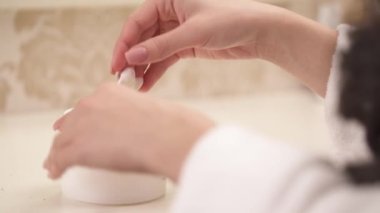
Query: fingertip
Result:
<box><xmin>111</xmin><ymin>64</ymin><xmax>124</xmax><ymax>76</ymax></box>
<box><xmin>110</xmin><ymin>63</ymin><xmax>117</xmax><ymax>75</ymax></box>
<box><xmin>125</xmin><ymin>46</ymin><xmax>148</xmax><ymax>65</ymax></box>
<box><xmin>47</xmin><ymin>163</ymin><xmax>59</xmax><ymax>179</ymax></box>
<box><xmin>53</xmin><ymin>120</ymin><xmax>61</xmax><ymax>131</ymax></box>
<box><xmin>43</xmin><ymin>158</ymin><xmax>50</xmax><ymax>170</ymax></box>
<box><xmin>112</xmin><ymin>42</ymin><xmax>129</xmax><ymax>74</ymax></box>
<box><xmin>111</xmin><ymin>61</ymin><xmax>125</xmax><ymax>75</ymax></box>
<box><xmin>53</xmin><ymin>108</ymin><xmax>72</xmax><ymax>131</ymax></box>
<box><xmin>48</xmin><ymin>172</ymin><xmax>61</xmax><ymax>180</ymax></box>
<box><xmin>53</xmin><ymin>124</ymin><xmax>58</xmax><ymax>131</ymax></box>
<box><xmin>139</xmin><ymin>82</ymin><xmax>151</xmax><ymax>92</ymax></box>
<box><xmin>111</xmin><ymin>68</ymin><xmax>117</xmax><ymax>75</ymax></box>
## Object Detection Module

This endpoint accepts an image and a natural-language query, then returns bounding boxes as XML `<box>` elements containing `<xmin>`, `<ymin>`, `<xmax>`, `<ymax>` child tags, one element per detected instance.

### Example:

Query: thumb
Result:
<box><xmin>125</xmin><ymin>23</ymin><xmax>199</xmax><ymax>65</ymax></box>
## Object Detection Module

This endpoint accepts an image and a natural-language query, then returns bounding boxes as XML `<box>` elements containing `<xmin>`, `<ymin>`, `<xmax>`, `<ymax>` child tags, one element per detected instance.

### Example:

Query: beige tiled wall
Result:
<box><xmin>0</xmin><ymin>8</ymin><xmax>130</xmax><ymax>112</ymax></box>
<box><xmin>0</xmin><ymin>2</ymin><xmax>316</xmax><ymax>113</ymax></box>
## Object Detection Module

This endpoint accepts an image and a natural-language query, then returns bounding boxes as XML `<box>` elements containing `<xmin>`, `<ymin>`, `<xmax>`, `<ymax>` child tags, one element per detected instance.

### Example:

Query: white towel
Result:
<box><xmin>325</xmin><ymin>24</ymin><xmax>373</xmax><ymax>165</ymax></box>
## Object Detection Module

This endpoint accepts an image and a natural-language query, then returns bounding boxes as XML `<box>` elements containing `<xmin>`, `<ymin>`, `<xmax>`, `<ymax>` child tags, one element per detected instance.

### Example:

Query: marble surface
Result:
<box><xmin>0</xmin><ymin>90</ymin><xmax>333</xmax><ymax>213</ymax></box>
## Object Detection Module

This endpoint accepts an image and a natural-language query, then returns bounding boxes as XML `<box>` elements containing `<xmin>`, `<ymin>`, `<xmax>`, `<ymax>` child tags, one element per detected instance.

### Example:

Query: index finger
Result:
<box><xmin>111</xmin><ymin>0</ymin><xmax>159</xmax><ymax>74</ymax></box>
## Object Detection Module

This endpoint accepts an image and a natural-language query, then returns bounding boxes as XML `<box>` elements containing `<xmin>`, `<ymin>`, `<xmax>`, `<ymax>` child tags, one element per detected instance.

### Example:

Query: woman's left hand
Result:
<box><xmin>44</xmin><ymin>83</ymin><xmax>214</xmax><ymax>181</ymax></box>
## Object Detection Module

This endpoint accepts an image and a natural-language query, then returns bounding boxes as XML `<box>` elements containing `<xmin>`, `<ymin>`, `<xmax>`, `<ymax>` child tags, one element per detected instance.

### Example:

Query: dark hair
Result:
<box><xmin>340</xmin><ymin>13</ymin><xmax>380</xmax><ymax>184</ymax></box>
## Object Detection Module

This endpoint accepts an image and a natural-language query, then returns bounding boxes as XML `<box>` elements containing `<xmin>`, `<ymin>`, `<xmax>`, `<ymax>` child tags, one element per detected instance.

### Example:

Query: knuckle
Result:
<box><xmin>54</xmin><ymin>154</ymin><xmax>72</xmax><ymax>175</ymax></box>
<box><xmin>52</xmin><ymin>134</ymin><xmax>64</xmax><ymax>150</ymax></box>
<box><xmin>69</xmin><ymin>136</ymin><xmax>79</xmax><ymax>146</ymax></box>
<box><xmin>77</xmin><ymin>96</ymin><xmax>96</xmax><ymax>110</ymax></box>
<box><xmin>77</xmin><ymin>99</ymin><xmax>90</xmax><ymax>110</ymax></box>
<box><xmin>54</xmin><ymin>153</ymin><xmax>66</xmax><ymax>169</ymax></box>
<box><xmin>56</xmin><ymin>143</ymin><xmax>81</xmax><ymax>170</ymax></box>
<box><xmin>76</xmin><ymin>147</ymin><xmax>90</xmax><ymax>166</ymax></box>
<box><xmin>97</xmin><ymin>82</ymin><xmax>116</xmax><ymax>93</ymax></box>
<box><xmin>129</xmin><ymin>16</ymin><xmax>144</xmax><ymax>33</ymax></box>
<box><xmin>149</xmin><ymin>38</ymin><xmax>163</xmax><ymax>57</ymax></box>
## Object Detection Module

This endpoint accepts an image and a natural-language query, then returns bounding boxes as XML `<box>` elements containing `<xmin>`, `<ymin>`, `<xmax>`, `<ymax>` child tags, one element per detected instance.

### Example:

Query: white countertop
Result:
<box><xmin>0</xmin><ymin>90</ymin><xmax>332</xmax><ymax>213</ymax></box>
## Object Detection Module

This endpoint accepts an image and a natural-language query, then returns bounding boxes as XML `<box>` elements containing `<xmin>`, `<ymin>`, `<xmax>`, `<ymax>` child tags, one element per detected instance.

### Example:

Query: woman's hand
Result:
<box><xmin>111</xmin><ymin>0</ymin><xmax>285</xmax><ymax>91</ymax></box>
<box><xmin>44</xmin><ymin>83</ymin><xmax>215</xmax><ymax>181</ymax></box>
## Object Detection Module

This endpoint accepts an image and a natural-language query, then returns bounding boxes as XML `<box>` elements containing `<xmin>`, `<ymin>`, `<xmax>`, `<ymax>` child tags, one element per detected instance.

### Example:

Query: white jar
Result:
<box><xmin>61</xmin><ymin>167</ymin><xmax>166</xmax><ymax>205</ymax></box>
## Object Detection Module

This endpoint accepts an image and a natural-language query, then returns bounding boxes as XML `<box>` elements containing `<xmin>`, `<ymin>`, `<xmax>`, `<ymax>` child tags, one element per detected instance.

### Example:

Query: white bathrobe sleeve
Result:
<box><xmin>170</xmin><ymin>25</ymin><xmax>380</xmax><ymax>213</ymax></box>
<box><xmin>324</xmin><ymin>25</ymin><xmax>372</xmax><ymax>164</ymax></box>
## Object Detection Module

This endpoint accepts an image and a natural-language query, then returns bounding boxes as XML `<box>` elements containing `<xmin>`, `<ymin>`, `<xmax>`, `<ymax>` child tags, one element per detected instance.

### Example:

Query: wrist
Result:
<box><xmin>255</xmin><ymin>7</ymin><xmax>305</xmax><ymax>61</ymax></box>
<box><xmin>256</xmin><ymin>8</ymin><xmax>338</xmax><ymax>95</ymax></box>
<box><xmin>144</xmin><ymin>102</ymin><xmax>215</xmax><ymax>181</ymax></box>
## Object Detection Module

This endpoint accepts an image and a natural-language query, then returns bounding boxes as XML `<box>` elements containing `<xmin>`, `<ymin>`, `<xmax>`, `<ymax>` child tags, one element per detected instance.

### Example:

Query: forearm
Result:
<box><xmin>258</xmin><ymin>8</ymin><xmax>338</xmax><ymax>96</ymax></box>
<box><xmin>143</xmin><ymin>102</ymin><xmax>215</xmax><ymax>182</ymax></box>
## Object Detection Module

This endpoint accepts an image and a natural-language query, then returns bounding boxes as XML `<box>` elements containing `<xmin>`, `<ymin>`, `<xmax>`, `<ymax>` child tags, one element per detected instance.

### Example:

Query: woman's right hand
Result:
<box><xmin>111</xmin><ymin>0</ymin><xmax>286</xmax><ymax>91</ymax></box>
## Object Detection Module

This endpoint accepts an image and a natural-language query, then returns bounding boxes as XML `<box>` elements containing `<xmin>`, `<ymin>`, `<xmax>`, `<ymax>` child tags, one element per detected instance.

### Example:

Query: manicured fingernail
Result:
<box><xmin>125</xmin><ymin>47</ymin><xmax>148</xmax><ymax>64</ymax></box>
<box><xmin>111</xmin><ymin>59</ymin><xmax>117</xmax><ymax>74</ymax></box>
<box><xmin>63</xmin><ymin>108</ymin><xmax>73</xmax><ymax>115</ymax></box>
<box><xmin>136</xmin><ymin>77</ymin><xmax>144</xmax><ymax>90</ymax></box>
